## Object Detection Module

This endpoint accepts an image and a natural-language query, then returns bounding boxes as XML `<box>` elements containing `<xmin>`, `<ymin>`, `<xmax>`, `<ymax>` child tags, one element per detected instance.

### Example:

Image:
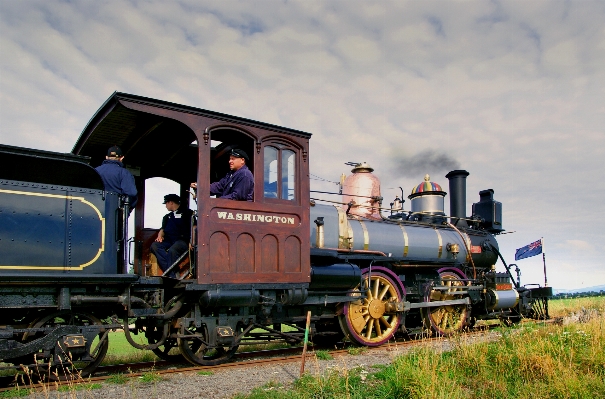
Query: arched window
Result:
<box><xmin>264</xmin><ymin>145</ymin><xmax>296</xmax><ymax>201</ymax></box>
<box><xmin>144</xmin><ymin>177</ymin><xmax>193</xmax><ymax>228</ymax></box>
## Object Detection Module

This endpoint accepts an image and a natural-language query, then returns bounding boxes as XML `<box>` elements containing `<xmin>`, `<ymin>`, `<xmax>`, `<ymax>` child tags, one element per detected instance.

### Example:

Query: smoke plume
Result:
<box><xmin>392</xmin><ymin>150</ymin><xmax>461</xmax><ymax>178</ymax></box>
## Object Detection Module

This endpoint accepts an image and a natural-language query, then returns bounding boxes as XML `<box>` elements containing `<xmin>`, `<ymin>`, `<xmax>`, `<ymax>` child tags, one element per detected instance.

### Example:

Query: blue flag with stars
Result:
<box><xmin>515</xmin><ymin>239</ymin><xmax>543</xmax><ymax>261</ymax></box>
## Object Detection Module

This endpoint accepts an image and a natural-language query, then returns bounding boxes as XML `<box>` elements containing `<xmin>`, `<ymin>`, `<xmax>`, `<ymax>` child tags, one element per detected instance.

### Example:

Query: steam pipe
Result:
<box><xmin>314</xmin><ymin>217</ymin><xmax>325</xmax><ymax>248</ymax></box>
<box><xmin>70</xmin><ymin>295</ymin><xmax>147</xmax><ymax>306</ymax></box>
<box><xmin>122</xmin><ymin>296</ymin><xmax>184</xmax><ymax>351</ymax></box>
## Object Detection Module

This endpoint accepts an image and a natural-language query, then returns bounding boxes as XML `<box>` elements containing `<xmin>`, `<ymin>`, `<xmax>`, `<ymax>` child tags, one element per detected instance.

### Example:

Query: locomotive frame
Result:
<box><xmin>0</xmin><ymin>92</ymin><xmax>552</xmax><ymax>378</ymax></box>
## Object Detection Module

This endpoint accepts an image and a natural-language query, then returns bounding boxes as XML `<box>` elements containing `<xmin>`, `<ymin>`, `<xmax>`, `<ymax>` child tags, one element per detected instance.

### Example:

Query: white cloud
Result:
<box><xmin>563</xmin><ymin>240</ymin><xmax>596</xmax><ymax>252</ymax></box>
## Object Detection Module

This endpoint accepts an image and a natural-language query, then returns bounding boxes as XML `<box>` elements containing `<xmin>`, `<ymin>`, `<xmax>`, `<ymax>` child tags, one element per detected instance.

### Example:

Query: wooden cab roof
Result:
<box><xmin>72</xmin><ymin>92</ymin><xmax>311</xmax><ymax>182</ymax></box>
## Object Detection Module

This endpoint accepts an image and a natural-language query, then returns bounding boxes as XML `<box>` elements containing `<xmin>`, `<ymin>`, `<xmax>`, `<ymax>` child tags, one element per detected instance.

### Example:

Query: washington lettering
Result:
<box><xmin>216</xmin><ymin>211</ymin><xmax>296</xmax><ymax>225</ymax></box>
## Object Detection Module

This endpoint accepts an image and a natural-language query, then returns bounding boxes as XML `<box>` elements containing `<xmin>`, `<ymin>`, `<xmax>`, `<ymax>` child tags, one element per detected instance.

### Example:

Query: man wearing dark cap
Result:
<box><xmin>150</xmin><ymin>194</ymin><xmax>194</xmax><ymax>277</ymax></box>
<box><xmin>95</xmin><ymin>146</ymin><xmax>138</xmax><ymax>208</ymax></box>
<box><xmin>192</xmin><ymin>148</ymin><xmax>253</xmax><ymax>201</ymax></box>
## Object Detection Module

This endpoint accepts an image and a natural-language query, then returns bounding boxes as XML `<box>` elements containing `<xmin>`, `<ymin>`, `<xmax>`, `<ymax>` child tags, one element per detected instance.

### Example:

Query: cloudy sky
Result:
<box><xmin>1</xmin><ymin>0</ymin><xmax>603</xmax><ymax>290</ymax></box>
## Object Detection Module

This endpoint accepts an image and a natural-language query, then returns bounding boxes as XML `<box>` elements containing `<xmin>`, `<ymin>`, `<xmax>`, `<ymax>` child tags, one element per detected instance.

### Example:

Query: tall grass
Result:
<box><xmin>236</xmin><ymin>297</ymin><xmax>605</xmax><ymax>399</ymax></box>
<box><xmin>549</xmin><ymin>296</ymin><xmax>605</xmax><ymax>318</ymax></box>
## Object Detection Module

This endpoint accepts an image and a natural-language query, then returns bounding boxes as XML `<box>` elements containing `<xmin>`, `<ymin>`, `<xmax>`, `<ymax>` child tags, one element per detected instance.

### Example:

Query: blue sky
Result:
<box><xmin>1</xmin><ymin>0</ymin><xmax>603</xmax><ymax>289</ymax></box>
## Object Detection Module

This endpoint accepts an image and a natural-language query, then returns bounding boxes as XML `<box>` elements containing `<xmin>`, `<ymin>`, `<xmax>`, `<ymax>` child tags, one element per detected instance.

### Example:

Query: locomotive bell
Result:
<box><xmin>408</xmin><ymin>174</ymin><xmax>447</xmax><ymax>218</ymax></box>
<box><xmin>341</xmin><ymin>162</ymin><xmax>381</xmax><ymax>220</ymax></box>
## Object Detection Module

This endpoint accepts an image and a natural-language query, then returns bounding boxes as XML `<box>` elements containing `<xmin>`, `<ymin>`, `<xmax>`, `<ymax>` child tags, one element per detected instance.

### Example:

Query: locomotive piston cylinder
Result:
<box><xmin>485</xmin><ymin>288</ymin><xmax>519</xmax><ymax>310</ymax></box>
<box><xmin>280</xmin><ymin>287</ymin><xmax>308</xmax><ymax>305</ymax></box>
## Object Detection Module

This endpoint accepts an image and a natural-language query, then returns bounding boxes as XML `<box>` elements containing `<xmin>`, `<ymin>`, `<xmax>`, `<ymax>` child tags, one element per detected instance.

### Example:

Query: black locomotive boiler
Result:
<box><xmin>0</xmin><ymin>92</ymin><xmax>552</xmax><ymax>378</ymax></box>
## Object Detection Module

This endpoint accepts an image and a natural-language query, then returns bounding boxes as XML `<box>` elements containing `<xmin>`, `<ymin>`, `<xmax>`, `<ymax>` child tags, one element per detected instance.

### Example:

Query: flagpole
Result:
<box><xmin>541</xmin><ymin>237</ymin><xmax>548</xmax><ymax>287</ymax></box>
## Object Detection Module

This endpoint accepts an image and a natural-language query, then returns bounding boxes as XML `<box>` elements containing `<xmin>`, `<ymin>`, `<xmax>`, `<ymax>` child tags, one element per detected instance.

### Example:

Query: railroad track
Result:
<box><xmin>0</xmin><ymin>319</ymin><xmax>552</xmax><ymax>394</ymax></box>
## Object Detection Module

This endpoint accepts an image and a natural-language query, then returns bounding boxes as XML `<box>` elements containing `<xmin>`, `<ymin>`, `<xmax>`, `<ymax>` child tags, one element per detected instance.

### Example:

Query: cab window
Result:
<box><xmin>264</xmin><ymin>145</ymin><xmax>296</xmax><ymax>201</ymax></box>
<box><xmin>207</xmin><ymin>128</ymin><xmax>255</xmax><ymax>200</ymax></box>
<box><xmin>282</xmin><ymin>150</ymin><xmax>295</xmax><ymax>200</ymax></box>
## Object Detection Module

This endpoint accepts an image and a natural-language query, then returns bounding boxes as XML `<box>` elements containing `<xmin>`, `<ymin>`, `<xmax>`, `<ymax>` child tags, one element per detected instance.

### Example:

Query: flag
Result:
<box><xmin>515</xmin><ymin>239</ymin><xmax>543</xmax><ymax>261</ymax></box>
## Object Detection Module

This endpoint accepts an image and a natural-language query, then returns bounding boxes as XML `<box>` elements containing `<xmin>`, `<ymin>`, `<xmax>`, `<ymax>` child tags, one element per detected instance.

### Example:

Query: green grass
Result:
<box><xmin>0</xmin><ymin>388</ymin><xmax>31</xmax><ymax>398</ymax></box>
<box><xmin>347</xmin><ymin>346</ymin><xmax>367</xmax><ymax>356</ymax></box>
<box><xmin>313</xmin><ymin>350</ymin><xmax>333</xmax><ymax>360</ymax></box>
<box><xmin>234</xmin><ymin>297</ymin><xmax>605</xmax><ymax>399</ymax></box>
<box><xmin>102</xmin><ymin>331</ymin><xmax>158</xmax><ymax>365</ymax></box>
<box><xmin>106</xmin><ymin>373</ymin><xmax>129</xmax><ymax>384</ymax></box>
<box><xmin>549</xmin><ymin>296</ymin><xmax>605</xmax><ymax>318</ymax></box>
<box><xmin>139</xmin><ymin>370</ymin><xmax>162</xmax><ymax>383</ymax></box>
<box><xmin>57</xmin><ymin>383</ymin><xmax>102</xmax><ymax>392</ymax></box>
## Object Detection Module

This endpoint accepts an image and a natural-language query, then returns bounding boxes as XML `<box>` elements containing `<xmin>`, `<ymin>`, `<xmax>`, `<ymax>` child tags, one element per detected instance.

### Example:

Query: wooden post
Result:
<box><xmin>300</xmin><ymin>310</ymin><xmax>312</xmax><ymax>377</ymax></box>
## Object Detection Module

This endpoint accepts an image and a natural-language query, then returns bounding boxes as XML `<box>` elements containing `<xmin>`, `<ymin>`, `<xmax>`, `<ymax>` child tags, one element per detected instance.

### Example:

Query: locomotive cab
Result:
<box><xmin>73</xmin><ymin>92</ymin><xmax>312</xmax><ymax>285</ymax></box>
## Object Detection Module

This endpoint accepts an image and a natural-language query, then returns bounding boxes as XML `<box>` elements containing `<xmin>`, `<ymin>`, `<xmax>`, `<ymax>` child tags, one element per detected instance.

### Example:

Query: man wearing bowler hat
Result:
<box><xmin>191</xmin><ymin>148</ymin><xmax>254</xmax><ymax>201</ymax></box>
<box><xmin>95</xmin><ymin>145</ymin><xmax>138</xmax><ymax>208</ymax></box>
<box><xmin>150</xmin><ymin>194</ymin><xmax>194</xmax><ymax>278</ymax></box>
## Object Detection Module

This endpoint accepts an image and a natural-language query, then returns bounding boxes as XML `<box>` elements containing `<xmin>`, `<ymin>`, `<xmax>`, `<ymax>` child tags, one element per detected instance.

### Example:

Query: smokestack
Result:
<box><xmin>445</xmin><ymin>170</ymin><xmax>469</xmax><ymax>227</ymax></box>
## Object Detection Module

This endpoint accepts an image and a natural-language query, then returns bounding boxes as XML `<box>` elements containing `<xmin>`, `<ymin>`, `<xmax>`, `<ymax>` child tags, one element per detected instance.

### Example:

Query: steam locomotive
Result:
<box><xmin>0</xmin><ymin>92</ymin><xmax>552</xmax><ymax>379</ymax></box>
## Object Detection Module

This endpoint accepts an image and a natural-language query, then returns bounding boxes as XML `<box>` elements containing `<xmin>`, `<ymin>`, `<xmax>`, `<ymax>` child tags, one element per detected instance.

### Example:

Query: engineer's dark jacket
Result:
<box><xmin>161</xmin><ymin>206</ymin><xmax>194</xmax><ymax>244</ymax></box>
<box><xmin>95</xmin><ymin>159</ymin><xmax>138</xmax><ymax>208</ymax></box>
<box><xmin>210</xmin><ymin>164</ymin><xmax>254</xmax><ymax>201</ymax></box>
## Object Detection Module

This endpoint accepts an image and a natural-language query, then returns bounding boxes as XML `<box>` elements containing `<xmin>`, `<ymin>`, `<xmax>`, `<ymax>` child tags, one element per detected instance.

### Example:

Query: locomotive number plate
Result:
<box><xmin>211</xmin><ymin>208</ymin><xmax>300</xmax><ymax>226</ymax></box>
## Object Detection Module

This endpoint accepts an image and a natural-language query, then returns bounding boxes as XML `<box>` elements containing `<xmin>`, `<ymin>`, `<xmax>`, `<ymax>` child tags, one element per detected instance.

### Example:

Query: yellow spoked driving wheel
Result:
<box><xmin>421</xmin><ymin>271</ymin><xmax>469</xmax><ymax>336</ymax></box>
<box><xmin>338</xmin><ymin>267</ymin><xmax>404</xmax><ymax>346</ymax></box>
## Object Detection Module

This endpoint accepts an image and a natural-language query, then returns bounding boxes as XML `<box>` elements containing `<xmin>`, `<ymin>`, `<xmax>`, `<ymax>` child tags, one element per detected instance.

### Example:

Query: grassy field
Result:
<box><xmin>549</xmin><ymin>296</ymin><xmax>605</xmax><ymax>318</ymax></box>
<box><xmin>233</xmin><ymin>296</ymin><xmax>605</xmax><ymax>399</ymax></box>
<box><xmin>102</xmin><ymin>331</ymin><xmax>158</xmax><ymax>365</ymax></box>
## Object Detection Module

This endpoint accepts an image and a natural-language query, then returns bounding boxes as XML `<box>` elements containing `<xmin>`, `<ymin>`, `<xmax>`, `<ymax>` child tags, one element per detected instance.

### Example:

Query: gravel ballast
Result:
<box><xmin>21</xmin><ymin>331</ymin><xmax>500</xmax><ymax>399</ymax></box>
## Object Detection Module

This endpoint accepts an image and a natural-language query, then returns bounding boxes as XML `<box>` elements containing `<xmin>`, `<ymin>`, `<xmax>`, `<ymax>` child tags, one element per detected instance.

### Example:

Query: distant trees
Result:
<box><xmin>551</xmin><ymin>290</ymin><xmax>605</xmax><ymax>300</ymax></box>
